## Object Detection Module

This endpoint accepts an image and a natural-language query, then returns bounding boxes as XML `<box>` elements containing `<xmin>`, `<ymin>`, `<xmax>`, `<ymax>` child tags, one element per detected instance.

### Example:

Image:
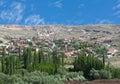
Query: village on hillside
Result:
<box><xmin>0</xmin><ymin>25</ymin><xmax>120</xmax><ymax>84</ymax></box>
<box><xmin>0</xmin><ymin>33</ymin><xmax>119</xmax><ymax>59</ymax></box>
<box><xmin>0</xmin><ymin>25</ymin><xmax>119</xmax><ymax>59</ymax></box>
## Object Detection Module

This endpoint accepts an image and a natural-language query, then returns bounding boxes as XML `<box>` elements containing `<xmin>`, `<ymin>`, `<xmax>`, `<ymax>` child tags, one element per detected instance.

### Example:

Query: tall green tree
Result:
<box><xmin>9</xmin><ymin>55</ymin><xmax>16</xmax><ymax>75</ymax></box>
<box><xmin>32</xmin><ymin>51</ymin><xmax>39</xmax><ymax>70</ymax></box>
<box><xmin>38</xmin><ymin>49</ymin><xmax>42</xmax><ymax>63</ymax></box>
<box><xmin>1</xmin><ymin>48</ymin><xmax>6</xmax><ymax>73</ymax></box>
<box><xmin>5</xmin><ymin>55</ymin><xmax>16</xmax><ymax>75</ymax></box>
<box><xmin>73</xmin><ymin>51</ymin><xmax>104</xmax><ymax>77</ymax></box>
<box><xmin>52</xmin><ymin>50</ymin><xmax>60</xmax><ymax>72</ymax></box>
<box><xmin>61</xmin><ymin>52</ymin><xmax>64</xmax><ymax>68</ymax></box>
<box><xmin>23</xmin><ymin>48</ymin><xmax>28</xmax><ymax>69</ymax></box>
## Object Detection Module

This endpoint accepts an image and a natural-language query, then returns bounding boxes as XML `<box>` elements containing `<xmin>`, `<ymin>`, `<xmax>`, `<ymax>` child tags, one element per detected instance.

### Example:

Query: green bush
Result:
<box><xmin>57</xmin><ymin>67</ymin><xmax>67</xmax><ymax>75</ymax></box>
<box><xmin>0</xmin><ymin>70</ymin><xmax>86</xmax><ymax>84</ymax></box>
<box><xmin>90</xmin><ymin>68</ymin><xmax>101</xmax><ymax>79</ymax></box>
<box><xmin>108</xmin><ymin>67</ymin><xmax>120</xmax><ymax>79</ymax></box>
<box><xmin>35</xmin><ymin>63</ymin><xmax>56</xmax><ymax>74</ymax></box>
<box><xmin>90</xmin><ymin>68</ymin><xmax>112</xmax><ymax>80</ymax></box>
<box><xmin>54</xmin><ymin>71</ymin><xmax>85</xmax><ymax>81</ymax></box>
<box><xmin>0</xmin><ymin>71</ymin><xmax>64</xmax><ymax>84</ymax></box>
<box><xmin>105</xmin><ymin>63</ymin><xmax>120</xmax><ymax>79</ymax></box>
<box><xmin>99</xmin><ymin>69</ymin><xmax>112</xmax><ymax>79</ymax></box>
<box><xmin>65</xmin><ymin>72</ymin><xmax>85</xmax><ymax>81</ymax></box>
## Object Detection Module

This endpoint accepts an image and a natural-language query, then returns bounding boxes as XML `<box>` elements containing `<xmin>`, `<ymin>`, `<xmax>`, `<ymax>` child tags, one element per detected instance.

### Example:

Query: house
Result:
<box><xmin>0</xmin><ymin>44</ymin><xmax>9</xmax><ymax>49</ymax></box>
<box><xmin>107</xmin><ymin>47</ymin><xmax>118</xmax><ymax>58</ymax></box>
<box><xmin>107</xmin><ymin>47</ymin><xmax>118</xmax><ymax>55</ymax></box>
<box><xmin>64</xmin><ymin>51</ymin><xmax>74</xmax><ymax>57</ymax></box>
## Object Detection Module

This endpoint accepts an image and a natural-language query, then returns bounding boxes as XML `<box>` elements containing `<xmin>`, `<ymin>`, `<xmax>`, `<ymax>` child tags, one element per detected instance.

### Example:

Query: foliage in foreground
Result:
<box><xmin>89</xmin><ymin>68</ymin><xmax>112</xmax><ymax>80</ymax></box>
<box><xmin>0</xmin><ymin>69</ymin><xmax>86</xmax><ymax>84</ymax></box>
<box><xmin>105</xmin><ymin>63</ymin><xmax>120</xmax><ymax>79</ymax></box>
<box><xmin>89</xmin><ymin>64</ymin><xmax>120</xmax><ymax>80</ymax></box>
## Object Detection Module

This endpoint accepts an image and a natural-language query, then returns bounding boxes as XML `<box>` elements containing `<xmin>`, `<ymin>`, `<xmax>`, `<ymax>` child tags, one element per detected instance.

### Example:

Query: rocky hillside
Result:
<box><xmin>0</xmin><ymin>24</ymin><xmax>120</xmax><ymax>50</ymax></box>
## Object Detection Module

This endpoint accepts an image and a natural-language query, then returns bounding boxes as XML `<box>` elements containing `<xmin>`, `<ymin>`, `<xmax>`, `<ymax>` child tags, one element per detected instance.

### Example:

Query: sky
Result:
<box><xmin>0</xmin><ymin>0</ymin><xmax>120</xmax><ymax>26</ymax></box>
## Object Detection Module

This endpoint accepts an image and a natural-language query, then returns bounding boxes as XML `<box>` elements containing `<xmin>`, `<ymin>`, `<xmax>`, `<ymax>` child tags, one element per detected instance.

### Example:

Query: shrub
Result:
<box><xmin>99</xmin><ymin>69</ymin><xmax>112</xmax><ymax>79</ymax></box>
<box><xmin>0</xmin><ymin>71</ymin><xmax>64</xmax><ymax>84</ymax></box>
<box><xmin>55</xmin><ymin>67</ymin><xmax>85</xmax><ymax>81</ymax></box>
<box><xmin>105</xmin><ymin>63</ymin><xmax>120</xmax><ymax>79</ymax></box>
<box><xmin>57</xmin><ymin>67</ymin><xmax>67</xmax><ymax>75</ymax></box>
<box><xmin>109</xmin><ymin>68</ymin><xmax>120</xmax><ymax>79</ymax></box>
<box><xmin>89</xmin><ymin>68</ymin><xmax>112</xmax><ymax>80</ymax></box>
<box><xmin>65</xmin><ymin>72</ymin><xmax>85</xmax><ymax>81</ymax></box>
<box><xmin>90</xmin><ymin>68</ymin><xmax>101</xmax><ymax>79</ymax></box>
<box><xmin>0</xmin><ymin>70</ymin><xmax>86</xmax><ymax>84</ymax></box>
<box><xmin>35</xmin><ymin>63</ymin><xmax>56</xmax><ymax>74</ymax></box>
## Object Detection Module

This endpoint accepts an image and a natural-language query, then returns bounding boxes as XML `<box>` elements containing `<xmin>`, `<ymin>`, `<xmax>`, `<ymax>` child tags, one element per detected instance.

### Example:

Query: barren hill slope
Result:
<box><xmin>0</xmin><ymin>24</ymin><xmax>120</xmax><ymax>50</ymax></box>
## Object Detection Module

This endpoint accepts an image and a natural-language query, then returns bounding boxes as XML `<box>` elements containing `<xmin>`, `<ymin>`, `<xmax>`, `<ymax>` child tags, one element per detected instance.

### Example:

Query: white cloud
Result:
<box><xmin>112</xmin><ymin>4</ymin><xmax>120</xmax><ymax>10</ymax></box>
<box><xmin>25</xmin><ymin>15</ymin><xmax>45</xmax><ymax>25</ymax></box>
<box><xmin>113</xmin><ymin>0</ymin><xmax>120</xmax><ymax>18</ymax></box>
<box><xmin>49</xmin><ymin>0</ymin><xmax>63</xmax><ymax>8</ymax></box>
<box><xmin>113</xmin><ymin>10</ymin><xmax>120</xmax><ymax>17</ymax></box>
<box><xmin>54</xmin><ymin>1</ymin><xmax>62</xmax><ymax>8</ymax></box>
<box><xmin>0</xmin><ymin>2</ymin><xmax>25</xmax><ymax>23</ymax></box>
<box><xmin>98</xmin><ymin>19</ymin><xmax>112</xmax><ymax>24</ymax></box>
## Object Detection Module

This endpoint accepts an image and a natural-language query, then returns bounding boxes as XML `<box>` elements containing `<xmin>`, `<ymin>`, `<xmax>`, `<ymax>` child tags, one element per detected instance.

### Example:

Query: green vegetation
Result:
<box><xmin>0</xmin><ymin>68</ymin><xmax>86</xmax><ymax>84</ymax></box>
<box><xmin>105</xmin><ymin>63</ymin><xmax>120</xmax><ymax>79</ymax></box>
<box><xmin>0</xmin><ymin>38</ymin><xmax>120</xmax><ymax>84</ymax></box>
<box><xmin>73</xmin><ymin>51</ymin><xmax>104</xmax><ymax>77</ymax></box>
<box><xmin>90</xmin><ymin>68</ymin><xmax>112</xmax><ymax>79</ymax></box>
<box><xmin>35</xmin><ymin>63</ymin><xmax>56</xmax><ymax>74</ymax></box>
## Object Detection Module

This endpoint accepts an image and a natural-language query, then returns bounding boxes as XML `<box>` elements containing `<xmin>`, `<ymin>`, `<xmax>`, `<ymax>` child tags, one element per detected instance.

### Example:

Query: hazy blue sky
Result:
<box><xmin>0</xmin><ymin>0</ymin><xmax>120</xmax><ymax>25</ymax></box>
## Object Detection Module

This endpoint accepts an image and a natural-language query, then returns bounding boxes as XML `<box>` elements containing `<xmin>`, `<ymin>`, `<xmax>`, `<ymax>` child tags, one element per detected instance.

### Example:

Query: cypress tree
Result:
<box><xmin>8</xmin><ymin>55</ymin><xmax>16</xmax><ymax>75</ymax></box>
<box><xmin>61</xmin><ymin>52</ymin><xmax>64</xmax><ymax>68</ymax></box>
<box><xmin>1</xmin><ymin>48</ymin><xmax>6</xmax><ymax>73</ymax></box>
<box><xmin>48</xmin><ymin>52</ymin><xmax>51</xmax><ymax>63</ymax></box>
<box><xmin>38</xmin><ymin>49</ymin><xmax>42</xmax><ymax>63</ymax></box>
<box><xmin>40</xmin><ymin>49</ymin><xmax>44</xmax><ymax>63</ymax></box>
<box><xmin>102</xmin><ymin>47</ymin><xmax>107</xmax><ymax>68</ymax></box>
<box><xmin>18</xmin><ymin>46</ymin><xmax>21</xmax><ymax>60</ymax></box>
<box><xmin>23</xmin><ymin>48</ymin><xmax>27</xmax><ymax>69</ymax></box>
<box><xmin>15</xmin><ymin>46</ymin><xmax>22</xmax><ymax>71</ymax></box>
<box><xmin>26</xmin><ymin>48</ymin><xmax>32</xmax><ymax>71</ymax></box>
<box><xmin>42</xmin><ymin>50</ymin><xmax>45</xmax><ymax>63</ymax></box>
<box><xmin>23</xmin><ymin>48</ymin><xmax>30</xmax><ymax>69</ymax></box>
<box><xmin>5</xmin><ymin>56</ymin><xmax>10</xmax><ymax>74</ymax></box>
<box><xmin>74</xmin><ymin>52</ymin><xmax>104</xmax><ymax>77</ymax></box>
<box><xmin>52</xmin><ymin>50</ymin><xmax>57</xmax><ymax>64</ymax></box>
<box><xmin>52</xmin><ymin>50</ymin><xmax>60</xmax><ymax>72</ymax></box>
<box><xmin>27</xmin><ymin>48</ymin><xmax>32</xmax><ymax>65</ymax></box>
<box><xmin>22</xmin><ymin>47</ymin><xmax>34</xmax><ymax>71</ymax></box>
<box><xmin>16</xmin><ymin>58</ymin><xmax>20</xmax><ymax>70</ymax></box>
<box><xmin>32</xmin><ymin>51</ymin><xmax>38</xmax><ymax>70</ymax></box>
